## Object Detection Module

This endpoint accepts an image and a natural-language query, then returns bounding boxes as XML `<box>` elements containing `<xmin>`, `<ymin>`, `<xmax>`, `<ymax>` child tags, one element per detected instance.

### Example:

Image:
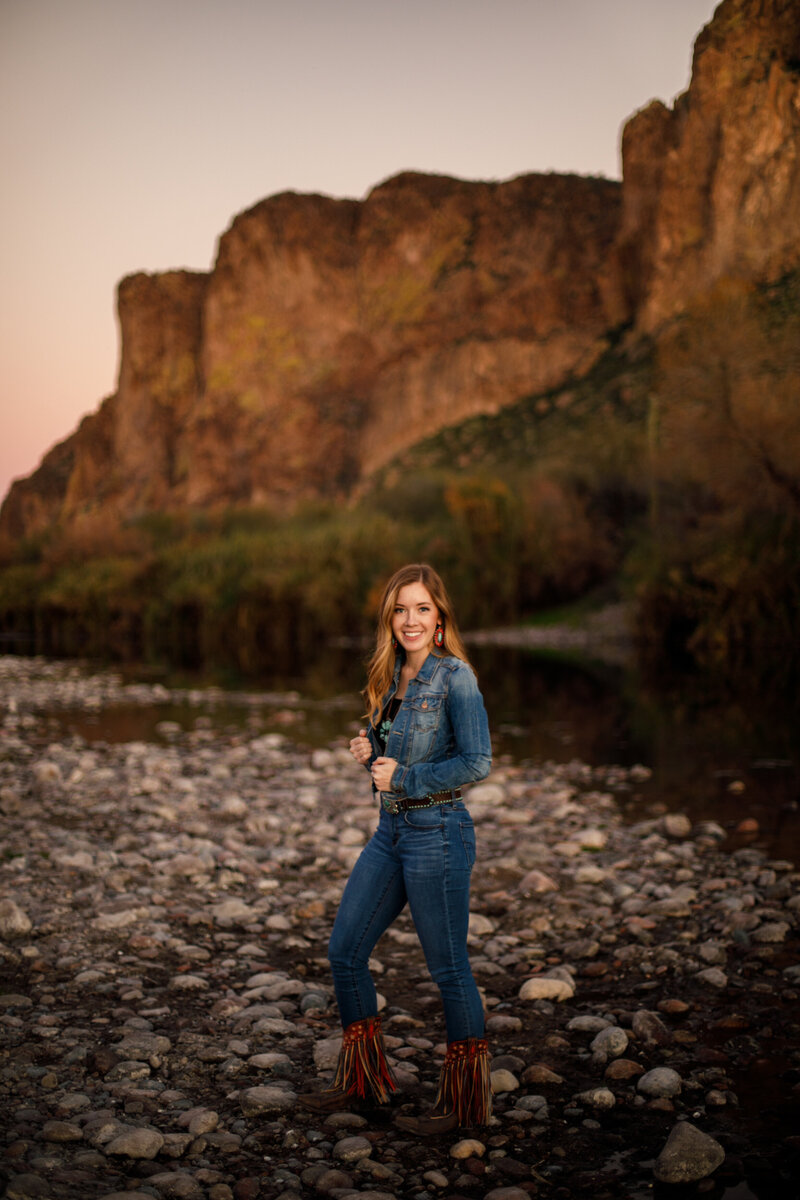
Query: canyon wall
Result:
<box><xmin>3</xmin><ymin>0</ymin><xmax>799</xmax><ymax>541</ymax></box>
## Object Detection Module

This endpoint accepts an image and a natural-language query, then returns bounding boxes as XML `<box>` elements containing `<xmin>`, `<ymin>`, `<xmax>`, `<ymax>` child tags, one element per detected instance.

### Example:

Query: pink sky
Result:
<box><xmin>0</xmin><ymin>0</ymin><xmax>720</xmax><ymax>506</ymax></box>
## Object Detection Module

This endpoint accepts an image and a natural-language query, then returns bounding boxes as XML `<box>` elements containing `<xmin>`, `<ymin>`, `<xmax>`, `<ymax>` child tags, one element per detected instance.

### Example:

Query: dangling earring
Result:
<box><xmin>391</xmin><ymin>636</ymin><xmax>398</xmax><ymax>650</ymax></box>
<box><xmin>434</xmin><ymin>622</ymin><xmax>444</xmax><ymax>648</ymax></box>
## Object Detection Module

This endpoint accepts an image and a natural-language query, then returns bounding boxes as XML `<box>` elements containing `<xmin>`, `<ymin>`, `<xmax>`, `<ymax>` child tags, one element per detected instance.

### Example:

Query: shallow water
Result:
<box><xmin>38</xmin><ymin>641</ymin><xmax>800</xmax><ymax>865</ymax></box>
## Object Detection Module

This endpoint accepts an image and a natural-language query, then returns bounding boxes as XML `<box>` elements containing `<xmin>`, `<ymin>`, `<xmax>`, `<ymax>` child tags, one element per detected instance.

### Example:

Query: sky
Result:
<box><xmin>0</xmin><ymin>0</ymin><xmax>720</xmax><ymax>505</ymax></box>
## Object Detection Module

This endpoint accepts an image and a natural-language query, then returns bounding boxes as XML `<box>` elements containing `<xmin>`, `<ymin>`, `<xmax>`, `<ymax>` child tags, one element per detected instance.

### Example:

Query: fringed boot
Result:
<box><xmin>395</xmin><ymin>1036</ymin><xmax>492</xmax><ymax>1135</ymax></box>
<box><xmin>299</xmin><ymin>1015</ymin><xmax>397</xmax><ymax>1113</ymax></box>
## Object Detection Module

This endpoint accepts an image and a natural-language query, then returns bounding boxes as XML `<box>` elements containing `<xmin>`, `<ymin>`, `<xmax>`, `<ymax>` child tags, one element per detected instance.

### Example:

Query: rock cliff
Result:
<box><xmin>617</xmin><ymin>0</ymin><xmax>800</xmax><ymax>329</ymax></box>
<box><xmin>3</xmin><ymin>0</ymin><xmax>799</xmax><ymax>540</ymax></box>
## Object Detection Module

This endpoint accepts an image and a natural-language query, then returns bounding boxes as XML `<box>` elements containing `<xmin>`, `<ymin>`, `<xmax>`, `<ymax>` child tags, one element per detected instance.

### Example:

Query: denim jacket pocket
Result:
<box><xmin>407</xmin><ymin>692</ymin><xmax>443</xmax><ymax>728</ymax></box>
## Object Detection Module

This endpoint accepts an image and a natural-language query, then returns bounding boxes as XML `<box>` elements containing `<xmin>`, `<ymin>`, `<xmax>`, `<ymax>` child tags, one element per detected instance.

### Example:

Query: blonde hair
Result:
<box><xmin>363</xmin><ymin>563</ymin><xmax>471</xmax><ymax>725</ymax></box>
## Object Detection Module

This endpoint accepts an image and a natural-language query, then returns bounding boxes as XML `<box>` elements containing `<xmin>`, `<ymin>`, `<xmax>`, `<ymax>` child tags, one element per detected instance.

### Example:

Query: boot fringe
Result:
<box><xmin>435</xmin><ymin>1037</ymin><xmax>492</xmax><ymax>1126</ymax></box>
<box><xmin>332</xmin><ymin>1016</ymin><xmax>396</xmax><ymax>1103</ymax></box>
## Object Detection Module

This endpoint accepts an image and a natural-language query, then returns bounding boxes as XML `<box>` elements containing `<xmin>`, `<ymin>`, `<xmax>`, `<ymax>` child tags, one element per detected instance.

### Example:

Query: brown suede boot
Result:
<box><xmin>395</xmin><ymin>1036</ymin><xmax>492</xmax><ymax>1136</ymax></box>
<box><xmin>299</xmin><ymin>1015</ymin><xmax>397</xmax><ymax>1113</ymax></box>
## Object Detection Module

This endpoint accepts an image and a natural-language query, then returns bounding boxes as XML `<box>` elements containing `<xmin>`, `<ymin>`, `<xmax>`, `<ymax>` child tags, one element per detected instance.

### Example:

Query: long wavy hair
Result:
<box><xmin>363</xmin><ymin>563</ymin><xmax>471</xmax><ymax>725</ymax></box>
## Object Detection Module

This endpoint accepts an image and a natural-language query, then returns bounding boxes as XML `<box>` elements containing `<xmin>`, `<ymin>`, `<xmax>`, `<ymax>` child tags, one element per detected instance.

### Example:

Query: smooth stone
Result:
<box><xmin>632</xmin><ymin>1010</ymin><xmax>671</xmax><ymax>1046</ymax></box>
<box><xmin>752</xmin><ymin>922</ymin><xmax>790</xmax><ymax>943</ymax></box>
<box><xmin>468</xmin><ymin>784</ymin><xmax>506</xmax><ymax>806</ymax></box>
<box><xmin>91</xmin><ymin>910</ymin><xmax>142</xmax><ymax>931</ymax></box>
<box><xmin>605</xmin><ymin>1059</ymin><xmax>645</xmax><ymax>1081</ymax></box>
<box><xmin>658</xmin><ymin>998</ymin><xmax>691</xmax><ymax>1015</ymax></box>
<box><xmin>305</xmin><ymin>1168</ymin><xmax>353</xmax><ymax>1191</ymax></box>
<box><xmin>638</xmin><ymin>1068</ymin><xmax>683</xmax><ymax>1098</ymax></box>
<box><xmin>313</xmin><ymin>1035</ymin><xmax>342</xmax><ymax>1069</ymax></box>
<box><xmin>519</xmin><ymin>977</ymin><xmax>574</xmax><ymax>1002</ymax></box>
<box><xmin>333</xmin><ymin>1135</ymin><xmax>372</xmax><ymax>1162</ymax></box>
<box><xmin>147</xmin><ymin>1173</ymin><xmax>204</xmax><ymax>1199</ymax></box>
<box><xmin>654</xmin><ymin>1121</ymin><xmax>725</xmax><ymax>1183</ymax></box>
<box><xmin>698</xmin><ymin>941</ymin><xmax>727</xmax><ymax>965</ymax></box>
<box><xmin>521</xmin><ymin>1064</ymin><xmax>564</xmax><ymax>1085</ymax></box>
<box><xmin>486</xmin><ymin>1014</ymin><xmax>523</xmax><ymax>1034</ymax></box>
<box><xmin>450</xmin><ymin>1138</ymin><xmax>486</xmax><ymax>1159</ymax></box>
<box><xmin>469</xmin><ymin>912</ymin><xmax>496</xmax><ymax>936</ymax></box>
<box><xmin>187</xmin><ymin>1109</ymin><xmax>219</xmax><ymax>1135</ymax></box>
<box><xmin>578</xmin><ymin>828</ymin><xmax>608</xmax><ymax>849</ymax></box>
<box><xmin>4</xmin><ymin>1178</ymin><xmax>51</xmax><ymax>1200</ymax></box>
<box><xmin>0</xmin><ymin>900</ymin><xmax>33</xmax><ymax>938</ymax></box>
<box><xmin>514</xmin><ymin>1094</ymin><xmax>548</xmax><ymax>1113</ymax></box>
<box><xmin>41</xmin><ymin>1120</ymin><xmax>83</xmax><ymax>1143</ymax></box>
<box><xmin>567</xmin><ymin>1015</ymin><xmax>611</xmax><ymax>1034</ymax></box>
<box><xmin>518</xmin><ymin>870</ymin><xmax>559</xmax><ymax>894</ymax></box>
<box><xmin>423</xmin><ymin>1170</ymin><xmax>449</xmax><ymax>1188</ymax></box>
<box><xmin>323</xmin><ymin>1112</ymin><xmax>368</xmax><ymax>1130</ymax></box>
<box><xmin>239</xmin><ymin>1086</ymin><xmax>296</xmax><ymax>1115</ymax></box>
<box><xmin>662</xmin><ymin>813</ymin><xmax>692</xmax><ymax>838</ymax></box>
<box><xmin>491</xmin><ymin>1069</ymin><xmax>519</xmax><ymax>1094</ymax></box>
<box><xmin>105</xmin><ymin>1127</ymin><xmax>165</xmax><ymax>1159</ymax></box>
<box><xmin>576</xmin><ymin>1088</ymin><xmax>616</xmax><ymax>1109</ymax></box>
<box><xmin>168</xmin><ymin>974</ymin><xmax>209</xmax><ymax>991</ymax></box>
<box><xmin>116</xmin><ymin>1032</ymin><xmax>171</xmax><ymax>1058</ymax></box>
<box><xmin>695</xmin><ymin>968</ymin><xmax>728</xmax><ymax>989</ymax></box>
<box><xmin>590</xmin><ymin>1026</ymin><xmax>628</xmax><ymax>1060</ymax></box>
<box><xmin>574</xmin><ymin>865</ymin><xmax>607</xmax><ymax>884</ymax></box>
<box><xmin>248</xmin><ymin>1052</ymin><xmax>292</xmax><ymax>1071</ymax></box>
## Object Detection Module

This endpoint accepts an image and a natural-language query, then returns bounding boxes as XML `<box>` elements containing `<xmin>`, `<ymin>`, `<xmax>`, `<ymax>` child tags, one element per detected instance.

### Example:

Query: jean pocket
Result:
<box><xmin>459</xmin><ymin>820</ymin><xmax>476</xmax><ymax>868</ymax></box>
<box><xmin>403</xmin><ymin>809</ymin><xmax>445</xmax><ymax>832</ymax></box>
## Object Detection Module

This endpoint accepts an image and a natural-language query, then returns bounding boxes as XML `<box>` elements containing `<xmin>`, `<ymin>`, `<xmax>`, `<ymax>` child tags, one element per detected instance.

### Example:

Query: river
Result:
<box><xmin>36</xmin><ymin>638</ymin><xmax>800</xmax><ymax>867</ymax></box>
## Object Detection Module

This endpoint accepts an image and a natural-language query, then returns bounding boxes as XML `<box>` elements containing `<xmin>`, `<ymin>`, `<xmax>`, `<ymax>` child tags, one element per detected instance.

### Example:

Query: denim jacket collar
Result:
<box><xmin>390</xmin><ymin>651</ymin><xmax>439</xmax><ymax>693</ymax></box>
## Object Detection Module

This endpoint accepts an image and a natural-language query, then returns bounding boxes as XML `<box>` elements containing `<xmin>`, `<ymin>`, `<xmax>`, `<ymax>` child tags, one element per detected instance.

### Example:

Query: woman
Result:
<box><xmin>299</xmin><ymin>563</ymin><xmax>493</xmax><ymax>1135</ymax></box>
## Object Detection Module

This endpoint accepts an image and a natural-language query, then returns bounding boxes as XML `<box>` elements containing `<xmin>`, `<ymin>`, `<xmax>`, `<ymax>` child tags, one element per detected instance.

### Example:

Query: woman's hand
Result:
<box><xmin>371</xmin><ymin>756</ymin><xmax>398</xmax><ymax>792</ymax></box>
<box><xmin>349</xmin><ymin>729</ymin><xmax>372</xmax><ymax>765</ymax></box>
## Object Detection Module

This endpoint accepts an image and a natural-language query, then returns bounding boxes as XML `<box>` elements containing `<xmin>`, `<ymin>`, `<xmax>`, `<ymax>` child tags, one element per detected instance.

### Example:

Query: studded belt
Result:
<box><xmin>381</xmin><ymin>788</ymin><xmax>462</xmax><ymax>814</ymax></box>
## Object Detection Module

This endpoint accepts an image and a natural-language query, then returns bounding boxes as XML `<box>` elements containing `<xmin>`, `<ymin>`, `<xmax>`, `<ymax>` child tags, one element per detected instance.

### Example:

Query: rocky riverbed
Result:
<box><xmin>1</xmin><ymin>657</ymin><xmax>799</xmax><ymax>1200</ymax></box>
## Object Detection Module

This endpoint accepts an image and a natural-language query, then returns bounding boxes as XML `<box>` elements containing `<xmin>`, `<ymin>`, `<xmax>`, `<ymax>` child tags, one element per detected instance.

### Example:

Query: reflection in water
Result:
<box><xmin>470</xmin><ymin>644</ymin><xmax>800</xmax><ymax>864</ymax></box>
<box><xmin>50</xmin><ymin>643</ymin><xmax>800</xmax><ymax>864</ymax></box>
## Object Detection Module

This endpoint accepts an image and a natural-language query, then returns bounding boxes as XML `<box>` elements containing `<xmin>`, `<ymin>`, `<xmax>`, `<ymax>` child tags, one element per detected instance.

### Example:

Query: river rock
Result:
<box><xmin>519</xmin><ymin>977</ymin><xmax>574</xmax><ymax>1002</ymax></box>
<box><xmin>147</xmin><ymin>1173</ymin><xmax>204</xmax><ymax>1199</ymax></box>
<box><xmin>695</xmin><ymin>968</ymin><xmax>728</xmax><ymax>989</ymax></box>
<box><xmin>654</xmin><ymin>1121</ymin><xmax>725</xmax><ymax>1183</ymax></box>
<box><xmin>632</xmin><ymin>1009</ymin><xmax>671</xmax><ymax>1046</ymax></box>
<box><xmin>518</xmin><ymin>869</ymin><xmax>559</xmax><ymax>894</ymax></box>
<box><xmin>105</xmin><ymin>1126</ymin><xmax>165</xmax><ymax>1158</ymax></box>
<box><xmin>0</xmin><ymin>899</ymin><xmax>32</xmax><ymax>938</ymax></box>
<box><xmin>576</xmin><ymin>1087</ymin><xmax>616</xmax><ymax>1109</ymax></box>
<box><xmin>450</xmin><ymin>1138</ymin><xmax>486</xmax><ymax>1158</ymax></box>
<box><xmin>1</xmin><ymin>654</ymin><xmax>797</xmax><ymax>1197</ymax></box>
<box><xmin>638</xmin><ymin>1068</ymin><xmax>682</xmax><ymax>1098</ymax></box>
<box><xmin>567</xmin><ymin>1015</ymin><xmax>611</xmax><ymax>1034</ymax></box>
<box><xmin>662</xmin><ymin>813</ymin><xmax>692</xmax><ymax>839</ymax></box>
<box><xmin>239</xmin><ymin>1086</ymin><xmax>296</xmax><ymax>1115</ymax></box>
<box><xmin>521</xmin><ymin>1064</ymin><xmax>565</xmax><ymax>1085</ymax></box>
<box><xmin>491</xmin><ymin>1068</ymin><xmax>519</xmax><ymax>1094</ymax></box>
<box><xmin>333</xmin><ymin>1135</ymin><xmax>372</xmax><ymax>1162</ymax></box>
<box><xmin>590</xmin><ymin>1026</ymin><xmax>628</xmax><ymax>1061</ymax></box>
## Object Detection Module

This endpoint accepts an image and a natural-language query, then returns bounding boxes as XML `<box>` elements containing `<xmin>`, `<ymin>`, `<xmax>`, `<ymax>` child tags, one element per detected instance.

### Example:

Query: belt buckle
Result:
<box><xmin>382</xmin><ymin>793</ymin><xmax>399</xmax><ymax>814</ymax></box>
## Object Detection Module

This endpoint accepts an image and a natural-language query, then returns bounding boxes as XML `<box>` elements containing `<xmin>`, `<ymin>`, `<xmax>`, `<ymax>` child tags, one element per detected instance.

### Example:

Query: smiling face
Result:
<box><xmin>390</xmin><ymin>581</ymin><xmax>440</xmax><ymax>664</ymax></box>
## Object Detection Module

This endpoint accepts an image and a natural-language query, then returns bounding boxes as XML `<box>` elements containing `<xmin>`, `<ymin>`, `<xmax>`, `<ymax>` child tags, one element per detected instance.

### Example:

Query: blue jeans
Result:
<box><xmin>328</xmin><ymin>801</ymin><xmax>485</xmax><ymax>1043</ymax></box>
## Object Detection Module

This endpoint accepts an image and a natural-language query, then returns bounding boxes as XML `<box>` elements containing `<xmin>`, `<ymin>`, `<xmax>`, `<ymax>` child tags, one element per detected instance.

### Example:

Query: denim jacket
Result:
<box><xmin>366</xmin><ymin>652</ymin><xmax>492</xmax><ymax>800</ymax></box>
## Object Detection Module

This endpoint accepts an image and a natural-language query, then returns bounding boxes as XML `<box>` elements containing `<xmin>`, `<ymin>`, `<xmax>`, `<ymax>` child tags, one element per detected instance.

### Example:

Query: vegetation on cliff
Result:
<box><xmin>1</xmin><ymin>271</ymin><xmax>798</xmax><ymax>687</ymax></box>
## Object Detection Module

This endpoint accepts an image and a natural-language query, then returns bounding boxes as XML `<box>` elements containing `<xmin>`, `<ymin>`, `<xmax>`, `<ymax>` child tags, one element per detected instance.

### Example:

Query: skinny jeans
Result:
<box><xmin>327</xmin><ymin>800</ymin><xmax>485</xmax><ymax>1043</ymax></box>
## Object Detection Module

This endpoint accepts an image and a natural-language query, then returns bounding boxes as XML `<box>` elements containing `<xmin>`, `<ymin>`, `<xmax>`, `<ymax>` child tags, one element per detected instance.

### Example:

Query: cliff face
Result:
<box><xmin>164</xmin><ymin>171</ymin><xmax>623</xmax><ymax>508</ymax></box>
<box><xmin>2</xmin><ymin>173</ymin><xmax>621</xmax><ymax>534</ymax></box>
<box><xmin>3</xmin><ymin>0</ymin><xmax>799</xmax><ymax>540</ymax></box>
<box><xmin>617</xmin><ymin>0</ymin><xmax>800</xmax><ymax>330</ymax></box>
